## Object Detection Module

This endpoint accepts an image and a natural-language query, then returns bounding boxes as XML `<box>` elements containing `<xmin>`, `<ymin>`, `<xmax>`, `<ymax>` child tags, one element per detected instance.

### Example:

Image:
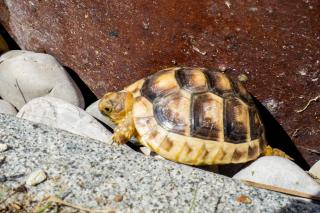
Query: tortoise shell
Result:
<box><xmin>125</xmin><ymin>67</ymin><xmax>266</xmax><ymax>165</ymax></box>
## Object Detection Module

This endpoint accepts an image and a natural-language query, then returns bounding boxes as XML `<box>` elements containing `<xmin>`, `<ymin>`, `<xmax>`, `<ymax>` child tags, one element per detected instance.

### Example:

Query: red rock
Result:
<box><xmin>0</xmin><ymin>0</ymin><xmax>319</xmax><ymax>166</ymax></box>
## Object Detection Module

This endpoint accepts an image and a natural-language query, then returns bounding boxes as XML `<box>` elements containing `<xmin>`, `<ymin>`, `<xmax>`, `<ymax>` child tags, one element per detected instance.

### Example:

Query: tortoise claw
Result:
<box><xmin>112</xmin><ymin>133</ymin><xmax>128</xmax><ymax>145</ymax></box>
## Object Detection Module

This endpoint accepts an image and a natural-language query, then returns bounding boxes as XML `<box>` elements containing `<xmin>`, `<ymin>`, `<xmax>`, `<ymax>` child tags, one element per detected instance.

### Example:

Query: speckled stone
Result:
<box><xmin>0</xmin><ymin>155</ymin><xmax>5</xmax><ymax>163</ymax></box>
<box><xmin>0</xmin><ymin>114</ymin><xmax>319</xmax><ymax>212</ymax></box>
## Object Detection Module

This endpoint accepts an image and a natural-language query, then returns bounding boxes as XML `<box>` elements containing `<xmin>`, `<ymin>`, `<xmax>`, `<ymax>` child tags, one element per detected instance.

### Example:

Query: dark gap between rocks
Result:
<box><xmin>253</xmin><ymin>96</ymin><xmax>310</xmax><ymax>170</ymax></box>
<box><xmin>64</xmin><ymin>66</ymin><xmax>98</xmax><ymax>108</ymax></box>
<box><xmin>0</xmin><ymin>23</ymin><xmax>19</xmax><ymax>101</ymax></box>
<box><xmin>0</xmin><ymin>23</ymin><xmax>19</xmax><ymax>50</ymax></box>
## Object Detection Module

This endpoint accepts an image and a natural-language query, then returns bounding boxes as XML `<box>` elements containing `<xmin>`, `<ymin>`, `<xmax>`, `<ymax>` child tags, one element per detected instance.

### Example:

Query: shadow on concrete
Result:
<box><xmin>277</xmin><ymin>197</ymin><xmax>320</xmax><ymax>213</ymax></box>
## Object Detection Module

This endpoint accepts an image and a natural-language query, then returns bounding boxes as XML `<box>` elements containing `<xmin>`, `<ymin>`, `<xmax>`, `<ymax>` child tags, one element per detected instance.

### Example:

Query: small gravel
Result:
<box><xmin>0</xmin><ymin>143</ymin><xmax>8</xmax><ymax>152</ymax></box>
<box><xmin>26</xmin><ymin>169</ymin><xmax>47</xmax><ymax>186</ymax></box>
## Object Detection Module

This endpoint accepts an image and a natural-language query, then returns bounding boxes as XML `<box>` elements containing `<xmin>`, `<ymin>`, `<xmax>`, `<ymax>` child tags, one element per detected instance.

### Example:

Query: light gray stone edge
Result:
<box><xmin>0</xmin><ymin>114</ymin><xmax>319</xmax><ymax>212</ymax></box>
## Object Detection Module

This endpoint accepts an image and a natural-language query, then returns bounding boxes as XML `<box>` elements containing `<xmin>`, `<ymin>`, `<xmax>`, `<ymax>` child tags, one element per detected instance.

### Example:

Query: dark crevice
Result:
<box><xmin>253</xmin><ymin>96</ymin><xmax>310</xmax><ymax>170</ymax></box>
<box><xmin>15</xmin><ymin>79</ymin><xmax>27</xmax><ymax>104</ymax></box>
<box><xmin>0</xmin><ymin>23</ymin><xmax>20</xmax><ymax>50</ymax></box>
<box><xmin>64</xmin><ymin>66</ymin><xmax>98</xmax><ymax>108</ymax></box>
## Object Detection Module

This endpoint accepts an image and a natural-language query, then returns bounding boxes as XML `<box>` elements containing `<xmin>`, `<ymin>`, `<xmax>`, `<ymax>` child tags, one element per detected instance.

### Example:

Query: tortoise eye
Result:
<box><xmin>105</xmin><ymin>107</ymin><xmax>112</xmax><ymax>113</ymax></box>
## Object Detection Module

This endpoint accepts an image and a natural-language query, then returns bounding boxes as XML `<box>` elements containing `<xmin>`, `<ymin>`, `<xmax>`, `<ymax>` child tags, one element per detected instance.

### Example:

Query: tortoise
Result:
<box><xmin>99</xmin><ymin>67</ymin><xmax>289</xmax><ymax>165</ymax></box>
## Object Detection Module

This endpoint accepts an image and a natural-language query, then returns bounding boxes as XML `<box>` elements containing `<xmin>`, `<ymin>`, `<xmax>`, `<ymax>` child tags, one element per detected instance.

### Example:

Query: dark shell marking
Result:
<box><xmin>191</xmin><ymin>92</ymin><xmax>224</xmax><ymax>141</ymax></box>
<box><xmin>224</xmin><ymin>97</ymin><xmax>250</xmax><ymax>143</ymax></box>
<box><xmin>140</xmin><ymin>67</ymin><xmax>264</xmax><ymax>144</ymax></box>
<box><xmin>141</xmin><ymin>69</ymin><xmax>180</xmax><ymax>101</ymax></box>
<box><xmin>176</xmin><ymin>68</ymin><xmax>208</xmax><ymax>93</ymax></box>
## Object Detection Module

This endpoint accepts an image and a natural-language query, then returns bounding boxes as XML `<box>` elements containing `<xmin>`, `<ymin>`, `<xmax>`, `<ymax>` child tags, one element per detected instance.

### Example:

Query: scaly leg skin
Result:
<box><xmin>262</xmin><ymin>145</ymin><xmax>294</xmax><ymax>160</ymax></box>
<box><xmin>112</xmin><ymin>112</ymin><xmax>136</xmax><ymax>145</ymax></box>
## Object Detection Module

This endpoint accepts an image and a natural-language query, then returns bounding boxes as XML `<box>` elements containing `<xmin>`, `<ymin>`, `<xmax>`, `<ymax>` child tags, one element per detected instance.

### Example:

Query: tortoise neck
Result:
<box><xmin>111</xmin><ymin>92</ymin><xmax>134</xmax><ymax>124</ymax></box>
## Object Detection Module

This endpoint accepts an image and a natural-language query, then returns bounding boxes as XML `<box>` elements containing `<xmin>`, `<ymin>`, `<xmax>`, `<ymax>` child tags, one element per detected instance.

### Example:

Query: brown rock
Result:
<box><xmin>113</xmin><ymin>194</ymin><xmax>123</xmax><ymax>202</ymax></box>
<box><xmin>236</xmin><ymin>194</ymin><xmax>252</xmax><ymax>204</ymax></box>
<box><xmin>0</xmin><ymin>1</ymin><xmax>319</xmax><ymax>166</ymax></box>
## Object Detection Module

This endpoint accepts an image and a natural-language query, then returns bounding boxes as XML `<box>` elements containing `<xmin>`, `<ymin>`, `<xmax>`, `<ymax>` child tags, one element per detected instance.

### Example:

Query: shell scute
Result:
<box><xmin>249</xmin><ymin>107</ymin><xmax>263</xmax><ymax>140</ymax></box>
<box><xmin>154</xmin><ymin>91</ymin><xmax>191</xmax><ymax>136</ymax></box>
<box><xmin>234</xmin><ymin>81</ymin><xmax>254</xmax><ymax>105</ymax></box>
<box><xmin>204</xmin><ymin>69</ymin><xmax>234</xmax><ymax>96</ymax></box>
<box><xmin>141</xmin><ymin>69</ymin><xmax>180</xmax><ymax>101</ymax></box>
<box><xmin>132</xmin><ymin>96</ymin><xmax>153</xmax><ymax>118</ymax></box>
<box><xmin>175</xmin><ymin>67</ymin><xmax>208</xmax><ymax>93</ymax></box>
<box><xmin>134</xmin><ymin>116</ymin><xmax>158</xmax><ymax>136</ymax></box>
<box><xmin>124</xmin><ymin>79</ymin><xmax>145</xmax><ymax>97</ymax></box>
<box><xmin>224</xmin><ymin>97</ymin><xmax>250</xmax><ymax>143</ymax></box>
<box><xmin>191</xmin><ymin>92</ymin><xmax>224</xmax><ymax>141</ymax></box>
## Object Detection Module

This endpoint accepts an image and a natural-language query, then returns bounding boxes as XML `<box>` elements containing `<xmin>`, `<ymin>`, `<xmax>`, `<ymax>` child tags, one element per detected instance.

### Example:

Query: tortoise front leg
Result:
<box><xmin>113</xmin><ymin>112</ymin><xmax>136</xmax><ymax>144</ymax></box>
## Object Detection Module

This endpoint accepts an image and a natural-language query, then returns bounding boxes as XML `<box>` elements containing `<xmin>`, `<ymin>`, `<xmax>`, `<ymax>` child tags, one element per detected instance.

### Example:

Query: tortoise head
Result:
<box><xmin>99</xmin><ymin>91</ymin><xmax>134</xmax><ymax>123</ymax></box>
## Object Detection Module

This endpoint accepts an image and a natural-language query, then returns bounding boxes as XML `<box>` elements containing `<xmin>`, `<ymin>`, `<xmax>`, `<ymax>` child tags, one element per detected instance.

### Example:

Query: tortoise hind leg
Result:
<box><xmin>261</xmin><ymin>145</ymin><xmax>293</xmax><ymax>160</ymax></box>
<box><xmin>113</xmin><ymin>112</ymin><xmax>136</xmax><ymax>144</ymax></box>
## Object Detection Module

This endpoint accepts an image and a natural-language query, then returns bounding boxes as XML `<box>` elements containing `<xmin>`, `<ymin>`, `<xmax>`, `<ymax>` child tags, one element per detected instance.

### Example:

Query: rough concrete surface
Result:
<box><xmin>0</xmin><ymin>114</ymin><xmax>319</xmax><ymax>212</ymax></box>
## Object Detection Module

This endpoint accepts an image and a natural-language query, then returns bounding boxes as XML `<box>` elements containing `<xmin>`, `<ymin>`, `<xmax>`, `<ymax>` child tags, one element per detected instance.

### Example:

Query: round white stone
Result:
<box><xmin>233</xmin><ymin>156</ymin><xmax>320</xmax><ymax>196</ymax></box>
<box><xmin>0</xmin><ymin>99</ymin><xmax>17</xmax><ymax>115</ymax></box>
<box><xmin>17</xmin><ymin>97</ymin><xmax>112</xmax><ymax>143</ymax></box>
<box><xmin>140</xmin><ymin>147</ymin><xmax>152</xmax><ymax>156</ymax></box>
<box><xmin>154</xmin><ymin>155</ymin><xmax>166</xmax><ymax>160</ymax></box>
<box><xmin>0</xmin><ymin>143</ymin><xmax>8</xmax><ymax>152</ymax></box>
<box><xmin>26</xmin><ymin>169</ymin><xmax>47</xmax><ymax>186</ymax></box>
<box><xmin>0</xmin><ymin>50</ymin><xmax>84</xmax><ymax>109</ymax></box>
<box><xmin>85</xmin><ymin>99</ymin><xmax>116</xmax><ymax>129</ymax></box>
<box><xmin>310</xmin><ymin>160</ymin><xmax>320</xmax><ymax>180</ymax></box>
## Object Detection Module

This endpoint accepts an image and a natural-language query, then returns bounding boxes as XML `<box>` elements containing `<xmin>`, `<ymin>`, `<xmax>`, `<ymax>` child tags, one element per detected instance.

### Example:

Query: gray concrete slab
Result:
<box><xmin>0</xmin><ymin>114</ymin><xmax>319</xmax><ymax>212</ymax></box>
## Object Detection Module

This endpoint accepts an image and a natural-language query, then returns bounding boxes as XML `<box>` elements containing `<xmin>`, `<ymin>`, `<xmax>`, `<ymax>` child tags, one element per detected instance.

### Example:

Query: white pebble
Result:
<box><xmin>26</xmin><ymin>169</ymin><xmax>47</xmax><ymax>186</ymax></box>
<box><xmin>0</xmin><ymin>99</ymin><xmax>17</xmax><ymax>115</ymax></box>
<box><xmin>310</xmin><ymin>160</ymin><xmax>320</xmax><ymax>180</ymax></box>
<box><xmin>0</xmin><ymin>143</ymin><xmax>8</xmax><ymax>152</ymax></box>
<box><xmin>233</xmin><ymin>156</ymin><xmax>320</xmax><ymax>196</ymax></box>
<box><xmin>140</xmin><ymin>147</ymin><xmax>152</xmax><ymax>156</ymax></box>
<box><xmin>17</xmin><ymin>97</ymin><xmax>112</xmax><ymax>143</ymax></box>
<box><xmin>154</xmin><ymin>155</ymin><xmax>165</xmax><ymax>160</ymax></box>
<box><xmin>0</xmin><ymin>50</ymin><xmax>84</xmax><ymax>109</ymax></box>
